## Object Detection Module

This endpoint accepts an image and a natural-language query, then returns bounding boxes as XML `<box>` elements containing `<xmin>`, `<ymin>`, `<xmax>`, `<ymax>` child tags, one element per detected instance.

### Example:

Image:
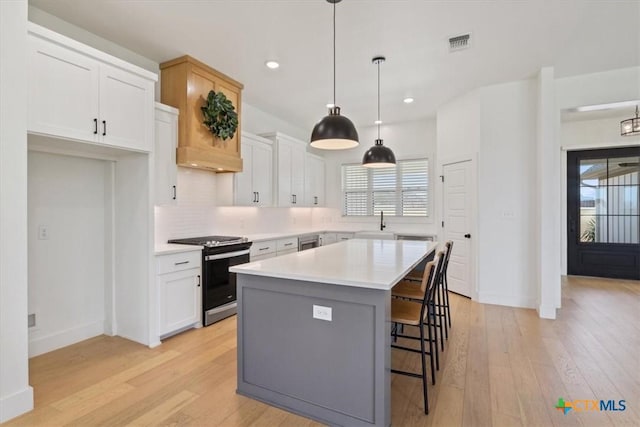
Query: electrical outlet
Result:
<box><xmin>38</xmin><ymin>225</ymin><xmax>49</xmax><ymax>240</ymax></box>
<box><xmin>28</xmin><ymin>313</ymin><xmax>36</xmax><ymax>327</ymax></box>
<box><xmin>313</xmin><ymin>305</ymin><xmax>332</xmax><ymax>321</ymax></box>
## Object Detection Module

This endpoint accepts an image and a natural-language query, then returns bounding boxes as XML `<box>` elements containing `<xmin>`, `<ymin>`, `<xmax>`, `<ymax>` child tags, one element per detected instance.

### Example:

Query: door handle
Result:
<box><xmin>102</xmin><ymin>120</ymin><xmax>106</xmax><ymax>136</ymax></box>
<box><xmin>464</xmin><ymin>234</ymin><xmax>471</xmax><ymax>238</ymax></box>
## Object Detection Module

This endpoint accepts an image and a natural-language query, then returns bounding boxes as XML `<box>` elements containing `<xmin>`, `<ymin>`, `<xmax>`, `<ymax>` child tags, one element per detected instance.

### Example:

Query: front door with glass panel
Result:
<box><xmin>567</xmin><ymin>147</ymin><xmax>640</xmax><ymax>279</ymax></box>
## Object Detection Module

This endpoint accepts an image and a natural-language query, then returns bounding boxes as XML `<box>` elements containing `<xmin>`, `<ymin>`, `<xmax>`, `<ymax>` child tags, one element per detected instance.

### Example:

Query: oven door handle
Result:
<box><xmin>205</xmin><ymin>249</ymin><xmax>251</xmax><ymax>261</ymax></box>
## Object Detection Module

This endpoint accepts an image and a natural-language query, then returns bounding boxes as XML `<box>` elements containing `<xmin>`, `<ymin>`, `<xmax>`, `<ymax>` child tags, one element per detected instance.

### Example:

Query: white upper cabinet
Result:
<box><xmin>28</xmin><ymin>35</ymin><xmax>100</xmax><ymax>143</ymax></box>
<box><xmin>234</xmin><ymin>132</ymin><xmax>273</xmax><ymax>206</ymax></box>
<box><xmin>27</xmin><ymin>23</ymin><xmax>157</xmax><ymax>152</ymax></box>
<box><xmin>261</xmin><ymin>132</ymin><xmax>306</xmax><ymax>207</ymax></box>
<box><xmin>154</xmin><ymin>103</ymin><xmax>178</xmax><ymax>206</ymax></box>
<box><xmin>305</xmin><ymin>153</ymin><xmax>325</xmax><ymax>207</ymax></box>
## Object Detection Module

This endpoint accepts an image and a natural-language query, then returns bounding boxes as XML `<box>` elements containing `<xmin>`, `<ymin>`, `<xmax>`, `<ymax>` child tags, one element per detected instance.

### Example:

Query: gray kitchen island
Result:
<box><xmin>230</xmin><ymin>239</ymin><xmax>438</xmax><ymax>427</ymax></box>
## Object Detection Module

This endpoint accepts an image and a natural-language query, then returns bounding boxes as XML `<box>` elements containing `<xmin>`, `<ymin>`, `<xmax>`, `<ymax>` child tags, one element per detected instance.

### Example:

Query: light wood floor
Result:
<box><xmin>4</xmin><ymin>276</ymin><xmax>639</xmax><ymax>427</ymax></box>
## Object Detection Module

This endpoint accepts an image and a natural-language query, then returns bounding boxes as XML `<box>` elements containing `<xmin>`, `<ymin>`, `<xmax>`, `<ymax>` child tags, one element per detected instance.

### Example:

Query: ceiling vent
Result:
<box><xmin>449</xmin><ymin>33</ymin><xmax>471</xmax><ymax>52</ymax></box>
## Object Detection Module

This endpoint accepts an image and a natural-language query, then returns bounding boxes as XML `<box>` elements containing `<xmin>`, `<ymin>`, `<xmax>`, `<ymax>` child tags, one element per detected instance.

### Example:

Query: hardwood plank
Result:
<box><xmin>5</xmin><ymin>276</ymin><xmax>637</xmax><ymax>427</ymax></box>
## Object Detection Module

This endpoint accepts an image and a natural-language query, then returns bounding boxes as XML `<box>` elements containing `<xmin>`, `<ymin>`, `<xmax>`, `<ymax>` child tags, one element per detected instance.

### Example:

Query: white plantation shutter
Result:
<box><xmin>342</xmin><ymin>159</ymin><xmax>429</xmax><ymax>217</ymax></box>
<box><xmin>400</xmin><ymin>159</ymin><xmax>429</xmax><ymax>216</ymax></box>
<box><xmin>342</xmin><ymin>164</ymin><xmax>369</xmax><ymax>216</ymax></box>
<box><xmin>372</xmin><ymin>167</ymin><xmax>397</xmax><ymax>215</ymax></box>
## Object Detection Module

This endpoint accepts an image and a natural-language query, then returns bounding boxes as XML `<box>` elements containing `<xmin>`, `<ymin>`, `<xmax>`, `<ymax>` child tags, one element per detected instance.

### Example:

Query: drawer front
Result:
<box><xmin>336</xmin><ymin>233</ymin><xmax>354</xmax><ymax>241</ymax></box>
<box><xmin>277</xmin><ymin>237</ymin><xmax>298</xmax><ymax>252</ymax></box>
<box><xmin>250</xmin><ymin>240</ymin><xmax>276</xmax><ymax>258</ymax></box>
<box><xmin>157</xmin><ymin>251</ymin><xmax>201</xmax><ymax>275</ymax></box>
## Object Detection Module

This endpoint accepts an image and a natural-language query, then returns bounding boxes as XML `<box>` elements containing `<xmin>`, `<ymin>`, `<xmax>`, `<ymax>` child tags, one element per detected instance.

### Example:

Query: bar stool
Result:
<box><xmin>391</xmin><ymin>251</ymin><xmax>445</xmax><ymax>374</ymax></box>
<box><xmin>390</xmin><ymin>257</ymin><xmax>441</xmax><ymax>415</ymax></box>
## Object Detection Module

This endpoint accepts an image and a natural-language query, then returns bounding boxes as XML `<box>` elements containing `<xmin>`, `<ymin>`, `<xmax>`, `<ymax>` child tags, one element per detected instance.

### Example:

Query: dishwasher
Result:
<box><xmin>298</xmin><ymin>234</ymin><xmax>320</xmax><ymax>251</ymax></box>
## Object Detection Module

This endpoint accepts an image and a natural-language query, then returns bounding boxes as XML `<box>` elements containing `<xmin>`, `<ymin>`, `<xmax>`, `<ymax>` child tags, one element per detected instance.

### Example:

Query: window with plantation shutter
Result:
<box><xmin>341</xmin><ymin>159</ymin><xmax>429</xmax><ymax>217</ymax></box>
<box><xmin>342</xmin><ymin>164</ymin><xmax>369</xmax><ymax>216</ymax></box>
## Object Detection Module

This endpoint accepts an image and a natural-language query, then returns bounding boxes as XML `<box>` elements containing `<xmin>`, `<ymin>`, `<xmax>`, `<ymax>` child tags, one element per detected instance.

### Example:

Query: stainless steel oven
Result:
<box><xmin>168</xmin><ymin>236</ymin><xmax>252</xmax><ymax>326</ymax></box>
<box><xmin>203</xmin><ymin>248</ymin><xmax>250</xmax><ymax>325</ymax></box>
<box><xmin>298</xmin><ymin>234</ymin><xmax>319</xmax><ymax>251</ymax></box>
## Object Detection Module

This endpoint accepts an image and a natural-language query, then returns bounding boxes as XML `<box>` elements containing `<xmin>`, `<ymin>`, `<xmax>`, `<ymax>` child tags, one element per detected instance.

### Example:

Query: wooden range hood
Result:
<box><xmin>160</xmin><ymin>55</ymin><xmax>243</xmax><ymax>172</ymax></box>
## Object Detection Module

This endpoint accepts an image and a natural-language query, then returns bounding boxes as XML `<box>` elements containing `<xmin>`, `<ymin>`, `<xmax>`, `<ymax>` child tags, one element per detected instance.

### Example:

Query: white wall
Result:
<box><xmin>27</xmin><ymin>152</ymin><xmax>108</xmax><ymax>357</ymax></box>
<box><xmin>242</xmin><ymin>103</ymin><xmax>308</xmax><ymax>142</ymax></box>
<box><xmin>436</xmin><ymin>80</ymin><xmax>539</xmax><ymax>308</ymax></box>
<box><xmin>477</xmin><ymin>80</ymin><xmax>539</xmax><ymax>308</ymax></box>
<box><xmin>314</xmin><ymin>119</ymin><xmax>438</xmax><ymax>234</ymax></box>
<box><xmin>0</xmin><ymin>0</ymin><xmax>34</xmax><ymax>422</ymax></box>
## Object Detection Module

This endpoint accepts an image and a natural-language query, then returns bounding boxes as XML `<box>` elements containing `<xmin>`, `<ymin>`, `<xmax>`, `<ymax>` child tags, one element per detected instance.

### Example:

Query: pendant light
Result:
<box><xmin>310</xmin><ymin>0</ymin><xmax>359</xmax><ymax>150</ymax></box>
<box><xmin>620</xmin><ymin>105</ymin><xmax>640</xmax><ymax>136</ymax></box>
<box><xmin>362</xmin><ymin>56</ymin><xmax>396</xmax><ymax>168</ymax></box>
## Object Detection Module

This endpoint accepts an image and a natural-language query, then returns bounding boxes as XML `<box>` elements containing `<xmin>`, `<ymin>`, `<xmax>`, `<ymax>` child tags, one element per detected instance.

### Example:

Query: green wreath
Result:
<box><xmin>201</xmin><ymin>90</ymin><xmax>238</xmax><ymax>140</ymax></box>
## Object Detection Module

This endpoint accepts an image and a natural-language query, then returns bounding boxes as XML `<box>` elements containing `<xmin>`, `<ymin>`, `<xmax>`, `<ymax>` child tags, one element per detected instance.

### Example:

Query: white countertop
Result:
<box><xmin>230</xmin><ymin>239</ymin><xmax>438</xmax><ymax>290</ymax></box>
<box><xmin>154</xmin><ymin>243</ymin><xmax>204</xmax><ymax>255</ymax></box>
<box><xmin>243</xmin><ymin>229</ymin><xmax>435</xmax><ymax>243</ymax></box>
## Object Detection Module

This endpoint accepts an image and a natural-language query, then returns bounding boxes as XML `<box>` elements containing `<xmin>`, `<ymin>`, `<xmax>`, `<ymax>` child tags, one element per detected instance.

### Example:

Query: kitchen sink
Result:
<box><xmin>354</xmin><ymin>230</ymin><xmax>396</xmax><ymax>240</ymax></box>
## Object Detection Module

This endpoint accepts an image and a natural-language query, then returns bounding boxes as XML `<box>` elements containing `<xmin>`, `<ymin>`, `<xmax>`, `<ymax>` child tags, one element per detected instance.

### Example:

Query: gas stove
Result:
<box><xmin>168</xmin><ymin>235</ymin><xmax>249</xmax><ymax>248</ymax></box>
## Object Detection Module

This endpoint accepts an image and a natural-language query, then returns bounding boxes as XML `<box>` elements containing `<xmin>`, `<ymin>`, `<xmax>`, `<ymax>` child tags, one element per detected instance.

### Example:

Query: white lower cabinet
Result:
<box><xmin>250</xmin><ymin>237</ymin><xmax>299</xmax><ymax>261</ymax></box>
<box><xmin>156</xmin><ymin>251</ymin><xmax>202</xmax><ymax>337</ymax></box>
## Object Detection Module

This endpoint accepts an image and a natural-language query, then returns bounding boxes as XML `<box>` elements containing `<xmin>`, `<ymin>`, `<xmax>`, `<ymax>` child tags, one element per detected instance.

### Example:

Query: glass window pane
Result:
<box><xmin>580</xmin><ymin>215</ymin><xmax>607</xmax><ymax>243</ymax></box>
<box><xmin>580</xmin><ymin>185</ymin><xmax>607</xmax><ymax>215</ymax></box>
<box><xmin>608</xmin><ymin>185</ymin><xmax>638</xmax><ymax>215</ymax></box>
<box><xmin>608</xmin><ymin>215</ymin><xmax>639</xmax><ymax>244</ymax></box>
<box><xmin>607</xmin><ymin>156</ymin><xmax>639</xmax><ymax>186</ymax></box>
<box><xmin>580</xmin><ymin>159</ymin><xmax>607</xmax><ymax>186</ymax></box>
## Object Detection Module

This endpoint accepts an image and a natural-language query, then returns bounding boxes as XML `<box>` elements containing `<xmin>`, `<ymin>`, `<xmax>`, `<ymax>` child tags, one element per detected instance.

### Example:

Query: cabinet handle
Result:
<box><xmin>257</xmin><ymin>192</ymin><xmax>260</xmax><ymax>203</ymax></box>
<box><xmin>93</xmin><ymin>118</ymin><xmax>98</xmax><ymax>134</ymax></box>
<box><xmin>319</xmin><ymin>237</ymin><xmax>323</xmax><ymax>245</ymax></box>
<box><xmin>102</xmin><ymin>120</ymin><xmax>106</xmax><ymax>136</ymax></box>
<box><xmin>314</xmin><ymin>196</ymin><xmax>318</xmax><ymax>205</ymax></box>
<box><xmin>252</xmin><ymin>192</ymin><xmax>256</xmax><ymax>203</ymax></box>
<box><xmin>284</xmin><ymin>242</ymin><xmax>293</xmax><ymax>246</ymax></box>
<box><xmin>174</xmin><ymin>261</ymin><xmax>190</xmax><ymax>265</ymax></box>
<box><xmin>259</xmin><ymin>247</ymin><xmax>270</xmax><ymax>251</ymax></box>
<box><xmin>197</xmin><ymin>275</ymin><xmax>201</xmax><ymax>287</ymax></box>
<box><xmin>172</xmin><ymin>185</ymin><xmax>176</xmax><ymax>200</ymax></box>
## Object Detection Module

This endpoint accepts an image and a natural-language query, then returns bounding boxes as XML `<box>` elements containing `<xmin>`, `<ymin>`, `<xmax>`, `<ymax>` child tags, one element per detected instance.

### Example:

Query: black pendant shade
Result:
<box><xmin>310</xmin><ymin>0</ymin><xmax>359</xmax><ymax>150</ymax></box>
<box><xmin>363</xmin><ymin>139</ymin><xmax>396</xmax><ymax>167</ymax></box>
<box><xmin>310</xmin><ymin>106</ymin><xmax>359</xmax><ymax>150</ymax></box>
<box><xmin>363</xmin><ymin>56</ymin><xmax>396</xmax><ymax>168</ymax></box>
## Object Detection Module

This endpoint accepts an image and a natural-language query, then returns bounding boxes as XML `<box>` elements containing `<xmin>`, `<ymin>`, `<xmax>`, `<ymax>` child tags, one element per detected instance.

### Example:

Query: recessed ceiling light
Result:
<box><xmin>265</xmin><ymin>60</ymin><xmax>280</xmax><ymax>69</ymax></box>
<box><xmin>403</xmin><ymin>97</ymin><xmax>415</xmax><ymax>104</ymax></box>
<box><xmin>374</xmin><ymin>120</ymin><xmax>382</xmax><ymax>125</ymax></box>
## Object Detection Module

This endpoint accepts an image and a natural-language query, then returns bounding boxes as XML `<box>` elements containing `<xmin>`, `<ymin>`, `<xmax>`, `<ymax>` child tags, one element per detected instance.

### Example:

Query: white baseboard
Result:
<box><xmin>0</xmin><ymin>386</ymin><xmax>33</xmax><ymax>423</ymax></box>
<box><xmin>29</xmin><ymin>320</ymin><xmax>104</xmax><ymax>357</ymax></box>
<box><xmin>477</xmin><ymin>292</ymin><xmax>536</xmax><ymax>309</ymax></box>
<box><xmin>537</xmin><ymin>304</ymin><xmax>557</xmax><ymax>319</ymax></box>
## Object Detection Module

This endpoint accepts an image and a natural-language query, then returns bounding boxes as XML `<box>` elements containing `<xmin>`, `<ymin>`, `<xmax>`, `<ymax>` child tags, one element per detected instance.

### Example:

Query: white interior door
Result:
<box><xmin>443</xmin><ymin>160</ymin><xmax>473</xmax><ymax>298</ymax></box>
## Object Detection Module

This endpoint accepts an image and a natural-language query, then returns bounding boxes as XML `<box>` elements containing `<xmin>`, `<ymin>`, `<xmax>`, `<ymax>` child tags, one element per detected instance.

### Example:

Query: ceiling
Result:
<box><xmin>30</xmin><ymin>0</ymin><xmax>640</xmax><ymax>131</ymax></box>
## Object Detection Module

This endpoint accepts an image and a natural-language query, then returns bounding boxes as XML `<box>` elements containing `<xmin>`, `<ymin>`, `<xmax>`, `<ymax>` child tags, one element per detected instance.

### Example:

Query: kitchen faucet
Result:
<box><xmin>380</xmin><ymin>211</ymin><xmax>386</xmax><ymax>231</ymax></box>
